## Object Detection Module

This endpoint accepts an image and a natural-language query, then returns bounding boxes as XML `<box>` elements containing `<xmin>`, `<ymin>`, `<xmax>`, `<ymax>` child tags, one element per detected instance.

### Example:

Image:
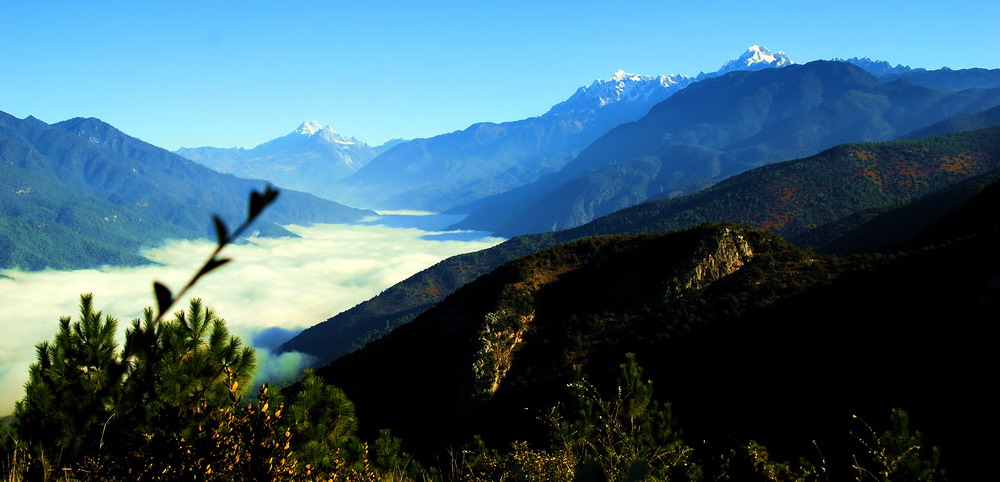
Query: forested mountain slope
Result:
<box><xmin>317</xmin><ymin>216</ymin><xmax>998</xmax><ymax>479</ymax></box>
<box><xmin>0</xmin><ymin>113</ymin><xmax>374</xmax><ymax>270</ymax></box>
<box><xmin>280</xmin><ymin>126</ymin><xmax>1000</xmax><ymax>366</ymax></box>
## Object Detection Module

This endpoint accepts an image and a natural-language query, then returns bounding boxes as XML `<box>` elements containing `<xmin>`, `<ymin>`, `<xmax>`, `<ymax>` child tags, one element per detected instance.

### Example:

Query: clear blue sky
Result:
<box><xmin>2</xmin><ymin>0</ymin><xmax>998</xmax><ymax>150</ymax></box>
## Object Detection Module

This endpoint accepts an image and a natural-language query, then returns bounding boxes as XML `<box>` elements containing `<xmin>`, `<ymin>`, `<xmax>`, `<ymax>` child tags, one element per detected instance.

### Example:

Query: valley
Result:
<box><xmin>0</xmin><ymin>216</ymin><xmax>502</xmax><ymax>415</ymax></box>
<box><xmin>3</xmin><ymin>3</ymin><xmax>1000</xmax><ymax>477</ymax></box>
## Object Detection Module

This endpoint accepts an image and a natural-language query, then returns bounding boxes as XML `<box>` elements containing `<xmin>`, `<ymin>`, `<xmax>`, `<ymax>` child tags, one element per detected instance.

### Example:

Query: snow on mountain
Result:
<box><xmin>836</xmin><ymin>57</ymin><xmax>918</xmax><ymax>77</ymax></box>
<box><xmin>292</xmin><ymin>120</ymin><xmax>365</xmax><ymax>146</ymax></box>
<box><xmin>550</xmin><ymin>70</ymin><xmax>692</xmax><ymax>114</ymax></box>
<box><xmin>296</xmin><ymin>120</ymin><xmax>329</xmax><ymax>136</ymax></box>
<box><xmin>550</xmin><ymin>45</ymin><xmax>794</xmax><ymax>116</ymax></box>
<box><xmin>176</xmin><ymin>122</ymin><xmax>377</xmax><ymax>199</ymax></box>
<box><xmin>711</xmin><ymin>45</ymin><xmax>794</xmax><ymax>76</ymax></box>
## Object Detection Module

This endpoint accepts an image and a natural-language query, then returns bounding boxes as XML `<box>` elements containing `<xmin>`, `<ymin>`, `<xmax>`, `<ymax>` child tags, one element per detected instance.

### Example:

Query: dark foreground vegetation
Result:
<box><xmin>1</xmin><ymin>311</ymin><xmax>950</xmax><ymax>481</ymax></box>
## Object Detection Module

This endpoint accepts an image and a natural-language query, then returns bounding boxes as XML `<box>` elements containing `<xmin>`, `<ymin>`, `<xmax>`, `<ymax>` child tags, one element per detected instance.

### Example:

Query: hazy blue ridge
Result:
<box><xmin>456</xmin><ymin>61</ymin><xmax>1000</xmax><ymax>236</ymax></box>
<box><xmin>176</xmin><ymin>121</ymin><xmax>378</xmax><ymax>200</ymax></box>
<box><xmin>331</xmin><ymin>46</ymin><xmax>794</xmax><ymax>212</ymax></box>
<box><xmin>901</xmin><ymin>103</ymin><xmax>1000</xmax><ymax>139</ymax></box>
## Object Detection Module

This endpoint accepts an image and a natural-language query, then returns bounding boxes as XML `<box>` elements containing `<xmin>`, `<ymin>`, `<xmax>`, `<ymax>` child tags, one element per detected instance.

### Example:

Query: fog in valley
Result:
<box><xmin>0</xmin><ymin>216</ymin><xmax>503</xmax><ymax>414</ymax></box>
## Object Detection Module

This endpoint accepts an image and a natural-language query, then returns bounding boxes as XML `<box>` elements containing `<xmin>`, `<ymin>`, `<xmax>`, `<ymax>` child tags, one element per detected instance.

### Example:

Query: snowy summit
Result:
<box><xmin>551</xmin><ymin>45</ymin><xmax>794</xmax><ymax>115</ymax></box>
<box><xmin>551</xmin><ymin>70</ymin><xmax>690</xmax><ymax>113</ymax></box>
<box><xmin>714</xmin><ymin>45</ymin><xmax>794</xmax><ymax>75</ymax></box>
<box><xmin>296</xmin><ymin>120</ymin><xmax>334</xmax><ymax>136</ymax></box>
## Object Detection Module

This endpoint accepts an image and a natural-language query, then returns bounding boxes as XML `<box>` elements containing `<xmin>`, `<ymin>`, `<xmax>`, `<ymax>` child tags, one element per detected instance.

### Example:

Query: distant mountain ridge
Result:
<box><xmin>839</xmin><ymin>57</ymin><xmax>918</xmax><ymax>76</ymax></box>
<box><xmin>176</xmin><ymin>121</ymin><xmax>379</xmax><ymax>200</ymax></box>
<box><xmin>329</xmin><ymin>46</ymin><xmax>795</xmax><ymax>211</ymax></box>
<box><xmin>547</xmin><ymin>70</ymin><xmax>689</xmax><ymax>115</ymax></box>
<box><xmin>902</xmin><ymin>104</ymin><xmax>1000</xmax><ymax>139</ymax></box>
<box><xmin>455</xmin><ymin>60</ymin><xmax>1000</xmax><ymax>236</ymax></box>
<box><xmin>0</xmin><ymin>112</ymin><xmax>374</xmax><ymax>270</ymax></box>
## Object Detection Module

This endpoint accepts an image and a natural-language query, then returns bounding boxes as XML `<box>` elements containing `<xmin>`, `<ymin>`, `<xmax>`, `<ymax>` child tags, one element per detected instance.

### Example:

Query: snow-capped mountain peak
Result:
<box><xmin>744</xmin><ymin>45</ymin><xmax>783</xmax><ymax>66</ymax></box>
<box><xmin>714</xmin><ymin>45</ymin><xmax>794</xmax><ymax>76</ymax></box>
<box><xmin>610</xmin><ymin>70</ymin><xmax>642</xmax><ymax>82</ymax></box>
<box><xmin>296</xmin><ymin>120</ymin><xmax>334</xmax><ymax>136</ymax></box>
<box><xmin>550</xmin><ymin>45</ymin><xmax>794</xmax><ymax>115</ymax></box>
<box><xmin>549</xmin><ymin>70</ymin><xmax>692</xmax><ymax>113</ymax></box>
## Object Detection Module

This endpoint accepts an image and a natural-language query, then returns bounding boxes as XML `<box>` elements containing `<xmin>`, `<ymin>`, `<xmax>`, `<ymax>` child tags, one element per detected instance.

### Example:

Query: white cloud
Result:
<box><xmin>0</xmin><ymin>220</ymin><xmax>502</xmax><ymax>414</ymax></box>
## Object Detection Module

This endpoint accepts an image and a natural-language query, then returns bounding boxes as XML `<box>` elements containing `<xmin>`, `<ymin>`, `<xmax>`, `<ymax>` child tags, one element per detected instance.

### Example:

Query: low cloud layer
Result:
<box><xmin>0</xmin><ymin>220</ymin><xmax>502</xmax><ymax>414</ymax></box>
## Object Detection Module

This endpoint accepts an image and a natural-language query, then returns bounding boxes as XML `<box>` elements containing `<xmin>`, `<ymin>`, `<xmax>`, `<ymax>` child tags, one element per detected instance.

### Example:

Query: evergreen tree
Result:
<box><xmin>287</xmin><ymin>368</ymin><xmax>361</xmax><ymax>471</ymax></box>
<box><xmin>552</xmin><ymin>353</ymin><xmax>699</xmax><ymax>481</ymax></box>
<box><xmin>155</xmin><ymin>299</ymin><xmax>256</xmax><ymax>435</ymax></box>
<box><xmin>14</xmin><ymin>294</ymin><xmax>124</xmax><ymax>467</ymax></box>
<box><xmin>13</xmin><ymin>296</ymin><xmax>257</xmax><ymax>475</ymax></box>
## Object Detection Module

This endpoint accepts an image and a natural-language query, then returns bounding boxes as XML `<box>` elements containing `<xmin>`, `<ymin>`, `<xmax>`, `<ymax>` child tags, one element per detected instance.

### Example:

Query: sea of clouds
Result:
<box><xmin>0</xmin><ymin>216</ymin><xmax>502</xmax><ymax>414</ymax></box>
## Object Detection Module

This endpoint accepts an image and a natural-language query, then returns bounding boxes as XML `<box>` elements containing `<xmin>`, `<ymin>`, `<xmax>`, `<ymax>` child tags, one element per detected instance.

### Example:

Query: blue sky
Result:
<box><xmin>2</xmin><ymin>0</ymin><xmax>998</xmax><ymax>150</ymax></box>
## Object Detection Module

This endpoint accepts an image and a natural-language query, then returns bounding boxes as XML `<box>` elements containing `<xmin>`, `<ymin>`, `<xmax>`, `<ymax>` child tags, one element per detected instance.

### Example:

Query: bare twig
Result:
<box><xmin>151</xmin><ymin>185</ymin><xmax>279</xmax><ymax>324</ymax></box>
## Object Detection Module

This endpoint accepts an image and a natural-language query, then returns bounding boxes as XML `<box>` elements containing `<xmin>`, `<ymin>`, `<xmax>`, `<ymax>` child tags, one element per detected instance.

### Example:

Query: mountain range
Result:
<box><xmin>454</xmin><ymin>60</ymin><xmax>1000</xmax><ymax>235</ymax></box>
<box><xmin>279</xmin><ymin>123</ymin><xmax>1000</xmax><ymax>366</ymax></box>
<box><xmin>6</xmin><ymin>44</ymin><xmax>1000</xmax><ymax>479</ymax></box>
<box><xmin>0</xmin><ymin>113</ymin><xmax>374</xmax><ymax>270</ymax></box>
<box><xmin>176</xmin><ymin>121</ymin><xmax>386</xmax><ymax>200</ymax></box>
<box><xmin>319</xmin><ymin>46</ymin><xmax>794</xmax><ymax>211</ymax></box>
<box><xmin>293</xmin><ymin>117</ymin><xmax>1000</xmax><ymax>480</ymax></box>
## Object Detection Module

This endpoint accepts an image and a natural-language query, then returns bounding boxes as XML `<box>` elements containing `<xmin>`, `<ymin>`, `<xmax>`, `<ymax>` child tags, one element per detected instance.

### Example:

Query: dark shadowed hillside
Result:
<box><xmin>317</xmin><ymin>210</ymin><xmax>998</xmax><ymax>479</ymax></box>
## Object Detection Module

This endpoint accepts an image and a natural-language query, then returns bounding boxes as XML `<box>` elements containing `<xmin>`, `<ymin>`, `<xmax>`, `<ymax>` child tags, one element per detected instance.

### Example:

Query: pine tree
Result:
<box><xmin>155</xmin><ymin>299</ymin><xmax>256</xmax><ymax>436</ymax></box>
<box><xmin>11</xmin><ymin>186</ymin><xmax>279</xmax><ymax>478</ymax></box>
<box><xmin>14</xmin><ymin>294</ymin><xmax>124</xmax><ymax>467</ymax></box>
<box><xmin>287</xmin><ymin>368</ymin><xmax>361</xmax><ymax>471</ymax></box>
<box><xmin>552</xmin><ymin>353</ymin><xmax>699</xmax><ymax>480</ymax></box>
<box><xmin>13</xmin><ymin>296</ymin><xmax>258</xmax><ymax>475</ymax></box>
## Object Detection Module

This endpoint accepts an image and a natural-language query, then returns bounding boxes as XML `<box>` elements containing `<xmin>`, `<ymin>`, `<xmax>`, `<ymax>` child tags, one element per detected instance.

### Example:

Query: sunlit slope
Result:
<box><xmin>0</xmin><ymin>112</ymin><xmax>375</xmax><ymax>270</ymax></box>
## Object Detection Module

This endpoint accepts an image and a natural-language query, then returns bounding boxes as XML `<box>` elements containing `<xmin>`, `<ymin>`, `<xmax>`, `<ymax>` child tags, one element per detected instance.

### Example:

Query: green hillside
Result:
<box><xmin>0</xmin><ymin>112</ymin><xmax>375</xmax><ymax>270</ymax></box>
<box><xmin>576</xmin><ymin>125</ymin><xmax>1000</xmax><ymax>249</ymax></box>
<box><xmin>0</xmin><ymin>160</ymin><xmax>189</xmax><ymax>269</ymax></box>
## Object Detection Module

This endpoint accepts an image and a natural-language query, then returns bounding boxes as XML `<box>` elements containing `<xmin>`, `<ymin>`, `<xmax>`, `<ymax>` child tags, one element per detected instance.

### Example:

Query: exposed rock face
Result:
<box><xmin>468</xmin><ymin>225</ymin><xmax>759</xmax><ymax>400</ymax></box>
<box><xmin>317</xmin><ymin>225</ymin><xmax>845</xmax><ymax>459</ymax></box>
<box><xmin>669</xmin><ymin>225</ymin><xmax>755</xmax><ymax>297</ymax></box>
<box><xmin>471</xmin><ymin>309</ymin><xmax>534</xmax><ymax>399</ymax></box>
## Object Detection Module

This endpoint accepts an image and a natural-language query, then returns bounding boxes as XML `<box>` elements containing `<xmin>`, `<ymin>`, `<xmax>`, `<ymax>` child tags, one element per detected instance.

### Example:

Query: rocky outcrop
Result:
<box><xmin>667</xmin><ymin>225</ymin><xmax>755</xmax><ymax>299</ymax></box>
<box><xmin>471</xmin><ymin>308</ymin><xmax>534</xmax><ymax>399</ymax></box>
